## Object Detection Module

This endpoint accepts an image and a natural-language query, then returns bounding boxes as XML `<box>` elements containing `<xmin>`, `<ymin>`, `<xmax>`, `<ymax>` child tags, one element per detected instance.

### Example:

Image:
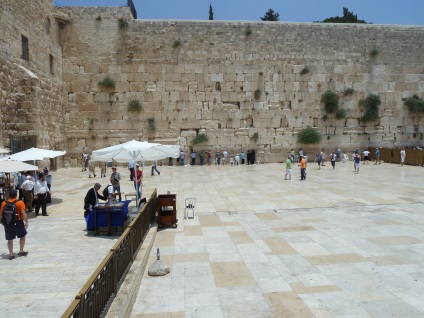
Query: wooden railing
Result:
<box><xmin>62</xmin><ymin>189</ymin><xmax>157</xmax><ymax>318</ymax></box>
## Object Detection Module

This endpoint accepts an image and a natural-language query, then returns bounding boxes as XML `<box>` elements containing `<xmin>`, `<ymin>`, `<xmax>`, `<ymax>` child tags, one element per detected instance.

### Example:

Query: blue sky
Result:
<box><xmin>54</xmin><ymin>0</ymin><xmax>424</xmax><ymax>25</ymax></box>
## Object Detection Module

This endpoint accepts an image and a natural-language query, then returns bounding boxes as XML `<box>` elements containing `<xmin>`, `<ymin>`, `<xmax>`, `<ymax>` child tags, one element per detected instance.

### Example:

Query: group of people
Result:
<box><xmin>177</xmin><ymin>149</ymin><xmax>255</xmax><ymax>166</ymax></box>
<box><xmin>83</xmin><ymin>163</ymin><xmax>143</xmax><ymax>218</ymax></box>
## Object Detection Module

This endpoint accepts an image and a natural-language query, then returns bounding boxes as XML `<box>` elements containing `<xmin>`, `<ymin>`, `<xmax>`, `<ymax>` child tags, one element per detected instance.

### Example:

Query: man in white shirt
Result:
<box><xmin>222</xmin><ymin>150</ymin><xmax>228</xmax><ymax>165</ymax></box>
<box><xmin>363</xmin><ymin>149</ymin><xmax>370</xmax><ymax>164</ymax></box>
<box><xmin>34</xmin><ymin>173</ymin><xmax>51</xmax><ymax>216</ymax></box>
<box><xmin>400</xmin><ymin>147</ymin><xmax>406</xmax><ymax>166</ymax></box>
<box><xmin>21</xmin><ymin>176</ymin><xmax>34</xmax><ymax>212</ymax></box>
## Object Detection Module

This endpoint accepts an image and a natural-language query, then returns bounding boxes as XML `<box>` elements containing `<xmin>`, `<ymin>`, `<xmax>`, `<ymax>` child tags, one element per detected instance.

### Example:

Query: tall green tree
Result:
<box><xmin>261</xmin><ymin>8</ymin><xmax>279</xmax><ymax>21</ymax></box>
<box><xmin>321</xmin><ymin>7</ymin><xmax>368</xmax><ymax>23</ymax></box>
<box><xmin>209</xmin><ymin>4</ymin><xmax>214</xmax><ymax>20</ymax></box>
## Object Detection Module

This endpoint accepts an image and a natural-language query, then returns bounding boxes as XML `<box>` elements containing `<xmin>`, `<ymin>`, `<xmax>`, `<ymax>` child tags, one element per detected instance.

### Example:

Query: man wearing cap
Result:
<box><xmin>110</xmin><ymin>166</ymin><xmax>121</xmax><ymax>201</ymax></box>
<box><xmin>21</xmin><ymin>176</ymin><xmax>34</xmax><ymax>212</ymax></box>
<box><xmin>134</xmin><ymin>164</ymin><xmax>142</xmax><ymax>199</ymax></box>
<box><xmin>83</xmin><ymin>183</ymin><xmax>107</xmax><ymax>218</ymax></box>
<box><xmin>0</xmin><ymin>189</ymin><xmax>28</xmax><ymax>260</ymax></box>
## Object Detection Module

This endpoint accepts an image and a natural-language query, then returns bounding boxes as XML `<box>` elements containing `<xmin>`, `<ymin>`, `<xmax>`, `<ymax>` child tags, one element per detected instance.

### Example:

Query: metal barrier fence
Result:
<box><xmin>62</xmin><ymin>189</ymin><xmax>157</xmax><ymax>318</ymax></box>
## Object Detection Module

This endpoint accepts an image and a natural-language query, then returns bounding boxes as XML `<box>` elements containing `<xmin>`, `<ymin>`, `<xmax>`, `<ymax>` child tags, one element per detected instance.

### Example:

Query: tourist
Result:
<box><xmin>200</xmin><ymin>151</ymin><xmax>205</xmax><ymax>165</ymax></box>
<box><xmin>241</xmin><ymin>152</ymin><xmax>245</xmax><ymax>164</ymax></box>
<box><xmin>151</xmin><ymin>160</ymin><xmax>160</xmax><ymax>176</ymax></box>
<box><xmin>88</xmin><ymin>159</ymin><xmax>96</xmax><ymax>178</ymax></box>
<box><xmin>354</xmin><ymin>153</ymin><xmax>361</xmax><ymax>173</ymax></box>
<box><xmin>110</xmin><ymin>166</ymin><xmax>121</xmax><ymax>201</ymax></box>
<box><xmin>363</xmin><ymin>149</ymin><xmax>370</xmax><ymax>164</ymax></box>
<box><xmin>300</xmin><ymin>156</ymin><xmax>307</xmax><ymax>180</ymax></box>
<box><xmin>216</xmin><ymin>151</ymin><xmax>221</xmax><ymax>165</ymax></box>
<box><xmin>247</xmin><ymin>150</ymin><xmax>251</xmax><ymax>165</ymax></box>
<box><xmin>179</xmin><ymin>150</ymin><xmax>185</xmax><ymax>166</ymax></box>
<box><xmin>44</xmin><ymin>168</ymin><xmax>52</xmax><ymax>204</ymax></box>
<box><xmin>284</xmin><ymin>155</ymin><xmax>292</xmax><ymax>180</ymax></box>
<box><xmin>0</xmin><ymin>189</ymin><xmax>28</xmax><ymax>260</ymax></box>
<box><xmin>234</xmin><ymin>153</ymin><xmax>240</xmax><ymax>165</ymax></box>
<box><xmin>191</xmin><ymin>151</ymin><xmax>196</xmax><ymax>165</ymax></box>
<box><xmin>21</xmin><ymin>176</ymin><xmax>34</xmax><ymax>212</ymax></box>
<box><xmin>83</xmin><ymin>183</ymin><xmax>106</xmax><ymax>218</ymax></box>
<box><xmin>330</xmin><ymin>151</ymin><xmax>337</xmax><ymax>170</ymax></box>
<box><xmin>400</xmin><ymin>147</ymin><xmax>406</xmax><ymax>166</ymax></box>
<box><xmin>134</xmin><ymin>164</ymin><xmax>142</xmax><ymax>199</ymax></box>
<box><xmin>316</xmin><ymin>152</ymin><xmax>322</xmax><ymax>170</ymax></box>
<box><xmin>222</xmin><ymin>150</ymin><xmax>228</xmax><ymax>165</ymax></box>
<box><xmin>251</xmin><ymin>149</ymin><xmax>256</xmax><ymax>165</ymax></box>
<box><xmin>128</xmin><ymin>161</ymin><xmax>135</xmax><ymax>181</ymax></box>
<box><xmin>375</xmin><ymin>148</ymin><xmax>381</xmax><ymax>164</ymax></box>
<box><xmin>34</xmin><ymin>173</ymin><xmax>51</xmax><ymax>216</ymax></box>
<box><xmin>207</xmin><ymin>151</ymin><xmax>212</xmax><ymax>165</ymax></box>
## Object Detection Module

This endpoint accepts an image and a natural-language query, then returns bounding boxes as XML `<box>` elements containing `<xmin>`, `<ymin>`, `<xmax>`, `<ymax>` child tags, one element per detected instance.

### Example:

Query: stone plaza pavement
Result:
<box><xmin>0</xmin><ymin>161</ymin><xmax>423</xmax><ymax>317</ymax></box>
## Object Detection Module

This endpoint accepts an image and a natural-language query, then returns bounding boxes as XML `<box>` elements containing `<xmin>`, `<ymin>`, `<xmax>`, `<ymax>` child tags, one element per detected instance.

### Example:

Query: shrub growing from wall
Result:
<box><xmin>298</xmin><ymin>127</ymin><xmax>322</xmax><ymax>144</ymax></box>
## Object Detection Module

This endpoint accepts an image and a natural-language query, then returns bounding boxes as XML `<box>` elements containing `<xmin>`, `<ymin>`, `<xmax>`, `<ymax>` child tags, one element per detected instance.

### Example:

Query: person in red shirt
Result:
<box><xmin>0</xmin><ymin>189</ymin><xmax>28</xmax><ymax>260</ymax></box>
<box><xmin>134</xmin><ymin>164</ymin><xmax>143</xmax><ymax>200</ymax></box>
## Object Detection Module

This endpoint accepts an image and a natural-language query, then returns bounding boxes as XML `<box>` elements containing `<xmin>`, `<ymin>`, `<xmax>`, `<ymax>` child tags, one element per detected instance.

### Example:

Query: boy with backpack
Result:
<box><xmin>0</xmin><ymin>189</ymin><xmax>28</xmax><ymax>260</ymax></box>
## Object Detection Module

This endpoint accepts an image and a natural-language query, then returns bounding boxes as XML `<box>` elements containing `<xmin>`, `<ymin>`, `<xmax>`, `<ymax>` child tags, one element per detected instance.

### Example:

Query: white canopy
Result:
<box><xmin>0</xmin><ymin>147</ymin><xmax>10</xmax><ymax>154</ymax></box>
<box><xmin>91</xmin><ymin>140</ymin><xmax>179</xmax><ymax>163</ymax></box>
<box><xmin>2</xmin><ymin>147</ymin><xmax>66</xmax><ymax>162</ymax></box>
<box><xmin>0</xmin><ymin>160</ymin><xmax>39</xmax><ymax>173</ymax></box>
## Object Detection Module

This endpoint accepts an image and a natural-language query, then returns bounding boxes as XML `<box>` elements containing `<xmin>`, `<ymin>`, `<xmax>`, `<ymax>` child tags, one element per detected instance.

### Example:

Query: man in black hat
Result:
<box><xmin>83</xmin><ymin>183</ymin><xmax>107</xmax><ymax>218</ymax></box>
<box><xmin>0</xmin><ymin>189</ymin><xmax>28</xmax><ymax>260</ymax></box>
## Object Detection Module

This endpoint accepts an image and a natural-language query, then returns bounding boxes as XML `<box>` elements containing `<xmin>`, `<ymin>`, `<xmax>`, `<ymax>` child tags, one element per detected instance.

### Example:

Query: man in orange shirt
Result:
<box><xmin>300</xmin><ymin>155</ymin><xmax>307</xmax><ymax>181</ymax></box>
<box><xmin>0</xmin><ymin>189</ymin><xmax>28</xmax><ymax>260</ymax></box>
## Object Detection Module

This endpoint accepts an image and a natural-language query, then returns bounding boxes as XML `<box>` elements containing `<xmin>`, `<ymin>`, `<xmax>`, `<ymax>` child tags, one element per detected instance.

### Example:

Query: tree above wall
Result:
<box><xmin>320</xmin><ymin>7</ymin><xmax>369</xmax><ymax>24</ymax></box>
<box><xmin>261</xmin><ymin>9</ymin><xmax>280</xmax><ymax>21</ymax></box>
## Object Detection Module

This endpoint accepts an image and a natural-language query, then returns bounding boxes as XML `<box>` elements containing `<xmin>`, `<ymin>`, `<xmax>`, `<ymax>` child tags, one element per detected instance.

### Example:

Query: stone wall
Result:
<box><xmin>0</xmin><ymin>0</ymin><xmax>64</xmax><ymax>154</ymax></box>
<box><xmin>60</xmin><ymin>10</ymin><xmax>424</xmax><ymax>162</ymax></box>
<box><xmin>2</xmin><ymin>2</ymin><xmax>424</xmax><ymax>165</ymax></box>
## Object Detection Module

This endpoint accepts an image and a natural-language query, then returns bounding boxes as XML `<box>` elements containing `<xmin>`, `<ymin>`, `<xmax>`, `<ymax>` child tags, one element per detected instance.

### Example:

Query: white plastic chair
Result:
<box><xmin>184</xmin><ymin>198</ymin><xmax>196</xmax><ymax>219</ymax></box>
<box><xmin>340</xmin><ymin>154</ymin><xmax>349</xmax><ymax>167</ymax></box>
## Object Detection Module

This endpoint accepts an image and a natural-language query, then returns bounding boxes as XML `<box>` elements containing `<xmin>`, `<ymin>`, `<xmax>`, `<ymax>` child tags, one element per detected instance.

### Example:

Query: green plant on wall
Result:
<box><xmin>118</xmin><ymin>18</ymin><xmax>129</xmax><ymax>30</ymax></box>
<box><xmin>360</xmin><ymin>94</ymin><xmax>381</xmax><ymax>122</ymax></box>
<box><xmin>96</xmin><ymin>16</ymin><xmax>102</xmax><ymax>21</ymax></box>
<box><xmin>147</xmin><ymin>117</ymin><xmax>156</xmax><ymax>131</ymax></box>
<box><xmin>192</xmin><ymin>133</ymin><xmax>209</xmax><ymax>145</ymax></box>
<box><xmin>300</xmin><ymin>67</ymin><xmax>309</xmax><ymax>75</ymax></box>
<box><xmin>98</xmin><ymin>76</ymin><xmax>116</xmax><ymax>89</ymax></box>
<box><xmin>404</xmin><ymin>95</ymin><xmax>424</xmax><ymax>113</ymax></box>
<box><xmin>298</xmin><ymin>127</ymin><xmax>322</xmax><ymax>144</ymax></box>
<box><xmin>254</xmin><ymin>89</ymin><xmax>261</xmax><ymax>100</ymax></box>
<box><xmin>127</xmin><ymin>100</ymin><xmax>142</xmax><ymax>112</ymax></box>
<box><xmin>335</xmin><ymin>108</ymin><xmax>347</xmax><ymax>119</ymax></box>
<box><xmin>172</xmin><ymin>40</ymin><xmax>182</xmax><ymax>49</ymax></box>
<box><xmin>343</xmin><ymin>88</ymin><xmax>354</xmax><ymax>96</ymax></box>
<box><xmin>245</xmin><ymin>26</ymin><xmax>252</xmax><ymax>37</ymax></box>
<box><xmin>369</xmin><ymin>48</ymin><xmax>379</xmax><ymax>57</ymax></box>
<box><xmin>321</xmin><ymin>91</ymin><xmax>339</xmax><ymax>113</ymax></box>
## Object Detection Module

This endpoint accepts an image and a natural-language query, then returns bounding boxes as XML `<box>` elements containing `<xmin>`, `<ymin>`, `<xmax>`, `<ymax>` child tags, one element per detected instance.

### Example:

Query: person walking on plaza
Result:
<box><xmin>128</xmin><ymin>161</ymin><xmax>135</xmax><ymax>181</ymax></box>
<box><xmin>88</xmin><ymin>159</ymin><xmax>96</xmax><ymax>178</ymax></box>
<box><xmin>300</xmin><ymin>156</ymin><xmax>307</xmax><ymax>180</ymax></box>
<box><xmin>247</xmin><ymin>150</ymin><xmax>251</xmax><ymax>165</ymax></box>
<box><xmin>151</xmin><ymin>160</ymin><xmax>160</xmax><ymax>176</ymax></box>
<box><xmin>290</xmin><ymin>149</ymin><xmax>295</xmax><ymax>163</ymax></box>
<box><xmin>0</xmin><ymin>189</ymin><xmax>29</xmax><ymax>260</ymax></box>
<box><xmin>134</xmin><ymin>164</ymin><xmax>143</xmax><ymax>200</ymax></box>
<box><xmin>400</xmin><ymin>147</ymin><xmax>406</xmax><ymax>166</ymax></box>
<box><xmin>34</xmin><ymin>173</ymin><xmax>51</xmax><ymax>216</ymax></box>
<box><xmin>336</xmin><ymin>148</ymin><xmax>342</xmax><ymax>161</ymax></box>
<box><xmin>251</xmin><ymin>149</ymin><xmax>256</xmax><ymax>165</ymax></box>
<box><xmin>180</xmin><ymin>150</ymin><xmax>185</xmax><ymax>166</ymax></box>
<box><xmin>320</xmin><ymin>149</ymin><xmax>326</xmax><ymax>166</ymax></box>
<box><xmin>21</xmin><ymin>176</ymin><xmax>34</xmax><ymax>212</ymax></box>
<box><xmin>207</xmin><ymin>151</ymin><xmax>212</xmax><ymax>165</ymax></box>
<box><xmin>363</xmin><ymin>149</ymin><xmax>370</xmax><ymax>164</ymax></box>
<box><xmin>330</xmin><ymin>151</ymin><xmax>337</xmax><ymax>170</ymax></box>
<box><xmin>110</xmin><ymin>166</ymin><xmax>121</xmax><ymax>201</ymax></box>
<box><xmin>83</xmin><ymin>183</ymin><xmax>106</xmax><ymax>218</ymax></box>
<box><xmin>234</xmin><ymin>154</ymin><xmax>240</xmax><ymax>165</ymax></box>
<box><xmin>216</xmin><ymin>151</ymin><xmax>221</xmax><ymax>165</ymax></box>
<box><xmin>375</xmin><ymin>148</ymin><xmax>381</xmax><ymax>164</ymax></box>
<box><xmin>354</xmin><ymin>153</ymin><xmax>361</xmax><ymax>173</ymax></box>
<box><xmin>285</xmin><ymin>155</ymin><xmax>292</xmax><ymax>180</ymax></box>
<box><xmin>316</xmin><ymin>152</ymin><xmax>322</xmax><ymax>170</ymax></box>
<box><xmin>241</xmin><ymin>152</ymin><xmax>245</xmax><ymax>164</ymax></box>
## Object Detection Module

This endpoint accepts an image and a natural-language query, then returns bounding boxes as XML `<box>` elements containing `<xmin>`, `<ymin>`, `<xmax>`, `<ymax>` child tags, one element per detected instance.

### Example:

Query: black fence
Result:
<box><xmin>62</xmin><ymin>189</ymin><xmax>157</xmax><ymax>318</ymax></box>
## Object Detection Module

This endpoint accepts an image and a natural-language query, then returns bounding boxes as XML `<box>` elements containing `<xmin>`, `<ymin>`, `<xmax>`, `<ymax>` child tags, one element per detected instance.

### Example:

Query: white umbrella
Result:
<box><xmin>0</xmin><ymin>147</ymin><xmax>10</xmax><ymax>154</ymax></box>
<box><xmin>0</xmin><ymin>160</ymin><xmax>39</xmax><ymax>173</ymax></box>
<box><xmin>2</xmin><ymin>147</ymin><xmax>66</xmax><ymax>162</ymax></box>
<box><xmin>91</xmin><ymin>140</ymin><xmax>179</xmax><ymax>204</ymax></box>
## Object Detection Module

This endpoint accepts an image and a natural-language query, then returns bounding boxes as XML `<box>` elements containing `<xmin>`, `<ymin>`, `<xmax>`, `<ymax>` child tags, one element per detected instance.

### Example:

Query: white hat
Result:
<box><xmin>26</xmin><ymin>176</ymin><xmax>32</xmax><ymax>180</ymax></box>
